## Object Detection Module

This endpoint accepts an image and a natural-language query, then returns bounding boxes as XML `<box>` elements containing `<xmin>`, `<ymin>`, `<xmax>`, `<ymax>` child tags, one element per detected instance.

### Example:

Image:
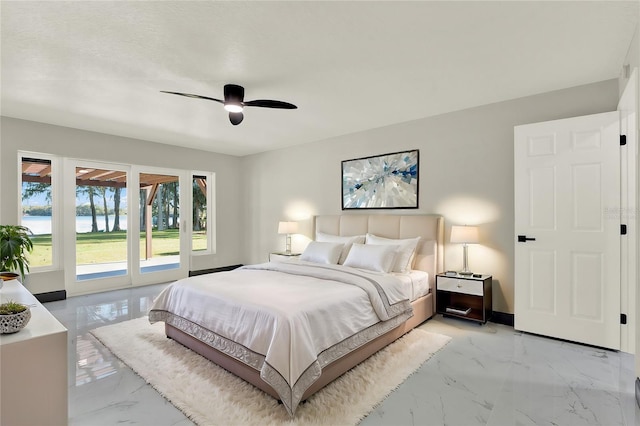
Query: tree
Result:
<box><xmin>157</xmin><ymin>184</ymin><xmax>165</xmax><ymax>231</ymax></box>
<box><xmin>86</xmin><ymin>187</ymin><xmax>99</xmax><ymax>232</ymax></box>
<box><xmin>192</xmin><ymin>178</ymin><xmax>206</xmax><ymax>231</ymax></box>
<box><xmin>170</xmin><ymin>182</ymin><xmax>179</xmax><ymax>229</ymax></box>
<box><xmin>97</xmin><ymin>187</ymin><xmax>110</xmax><ymax>233</ymax></box>
<box><xmin>75</xmin><ymin>185</ymin><xmax>100</xmax><ymax>232</ymax></box>
<box><xmin>112</xmin><ymin>187</ymin><xmax>122</xmax><ymax>232</ymax></box>
<box><xmin>22</xmin><ymin>182</ymin><xmax>52</xmax><ymax>204</ymax></box>
<box><xmin>139</xmin><ymin>188</ymin><xmax>147</xmax><ymax>229</ymax></box>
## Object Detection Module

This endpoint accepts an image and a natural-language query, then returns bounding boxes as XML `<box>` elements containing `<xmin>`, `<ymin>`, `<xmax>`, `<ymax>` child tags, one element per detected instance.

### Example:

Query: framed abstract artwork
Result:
<box><xmin>341</xmin><ymin>149</ymin><xmax>419</xmax><ymax>210</ymax></box>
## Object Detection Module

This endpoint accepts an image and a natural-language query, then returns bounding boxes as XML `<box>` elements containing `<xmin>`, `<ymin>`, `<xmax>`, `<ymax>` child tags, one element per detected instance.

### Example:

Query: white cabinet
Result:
<box><xmin>0</xmin><ymin>280</ymin><xmax>68</xmax><ymax>426</ymax></box>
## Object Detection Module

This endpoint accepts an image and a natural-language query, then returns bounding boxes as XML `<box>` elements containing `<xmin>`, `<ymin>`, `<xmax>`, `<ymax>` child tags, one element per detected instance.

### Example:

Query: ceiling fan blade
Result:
<box><xmin>229</xmin><ymin>112</ymin><xmax>244</xmax><ymax>126</ymax></box>
<box><xmin>161</xmin><ymin>85</ymin><xmax>293</xmax><ymax>126</ymax></box>
<box><xmin>244</xmin><ymin>99</ymin><xmax>297</xmax><ymax>109</ymax></box>
<box><xmin>160</xmin><ymin>91</ymin><xmax>224</xmax><ymax>104</ymax></box>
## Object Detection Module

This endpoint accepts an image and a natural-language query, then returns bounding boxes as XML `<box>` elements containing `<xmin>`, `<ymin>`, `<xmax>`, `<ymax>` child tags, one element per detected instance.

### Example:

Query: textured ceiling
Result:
<box><xmin>1</xmin><ymin>1</ymin><xmax>638</xmax><ymax>156</ymax></box>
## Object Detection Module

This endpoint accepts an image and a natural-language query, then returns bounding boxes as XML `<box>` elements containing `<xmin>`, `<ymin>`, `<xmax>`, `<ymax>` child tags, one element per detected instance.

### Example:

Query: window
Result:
<box><xmin>192</xmin><ymin>172</ymin><xmax>215</xmax><ymax>254</ymax></box>
<box><xmin>192</xmin><ymin>175</ymin><xmax>207</xmax><ymax>252</ymax></box>
<box><xmin>18</xmin><ymin>153</ymin><xmax>216</xmax><ymax>287</ymax></box>
<box><xmin>20</xmin><ymin>155</ymin><xmax>56</xmax><ymax>269</ymax></box>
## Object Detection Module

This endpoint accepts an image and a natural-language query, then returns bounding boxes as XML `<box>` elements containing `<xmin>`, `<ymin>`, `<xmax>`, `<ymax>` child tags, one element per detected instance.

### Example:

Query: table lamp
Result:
<box><xmin>450</xmin><ymin>225</ymin><xmax>479</xmax><ymax>275</ymax></box>
<box><xmin>278</xmin><ymin>221</ymin><xmax>299</xmax><ymax>254</ymax></box>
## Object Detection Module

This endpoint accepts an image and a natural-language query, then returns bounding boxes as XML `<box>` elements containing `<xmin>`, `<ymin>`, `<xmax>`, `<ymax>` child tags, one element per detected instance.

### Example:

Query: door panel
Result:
<box><xmin>514</xmin><ymin>111</ymin><xmax>620</xmax><ymax>350</ymax></box>
<box><xmin>64</xmin><ymin>160</ymin><xmax>131</xmax><ymax>295</ymax></box>
<box><xmin>529</xmin><ymin>167</ymin><xmax>556</xmax><ymax>229</ymax></box>
<box><xmin>130</xmin><ymin>166</ymin><xmax>189</xmax><ymax>286</ymax></box>
<box><xmin>570</xmin><ymin>252</ymin><xmax>603</xmax><ymax>320</ymax></box>
<box><xmin>139</xmin><ymin>172</ymin><xmax>181</xmax><ymax>274</ymax></box>
<box><xmin>75</xmin><ymin>165</ymin><xmax>128</xmax><ymax>281</ymax></box>
<box><xmin>572</xmin><ymin>164</ymin><xmax>602</xmax><ymax>230</ymax></box>
<box><xmin>528</xmin><ymin>250</ymin><xmax>556</xmax><ymax>313</ymax></box>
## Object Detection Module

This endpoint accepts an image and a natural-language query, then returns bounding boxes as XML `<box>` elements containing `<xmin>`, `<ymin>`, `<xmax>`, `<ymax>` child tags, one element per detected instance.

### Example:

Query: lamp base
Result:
<box><xmin>459</xmin><ymin>244</ymin><xmax>473</xmax><ymax>276</ymax></box>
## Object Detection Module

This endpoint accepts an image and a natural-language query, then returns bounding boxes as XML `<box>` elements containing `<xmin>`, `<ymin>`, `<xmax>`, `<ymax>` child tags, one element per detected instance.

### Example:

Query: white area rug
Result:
<box><xmin>92</xmin><ymin>317</ymin><xmax>450</xmax><ymax>426</ymax></box>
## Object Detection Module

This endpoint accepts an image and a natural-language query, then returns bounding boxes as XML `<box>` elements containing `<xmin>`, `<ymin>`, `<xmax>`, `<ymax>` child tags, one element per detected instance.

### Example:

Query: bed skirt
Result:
<box><xmin>164</xmin><ymin>292</ymin><xmax>434</xmax><ymax>403</ymax></box>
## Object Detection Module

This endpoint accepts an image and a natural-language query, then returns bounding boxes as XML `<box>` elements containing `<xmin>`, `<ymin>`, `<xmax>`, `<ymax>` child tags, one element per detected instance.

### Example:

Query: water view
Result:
<box><xmin>22</xmin><ymin>215</ymin><xmax>128</xmax><ymax>235</ymax></box>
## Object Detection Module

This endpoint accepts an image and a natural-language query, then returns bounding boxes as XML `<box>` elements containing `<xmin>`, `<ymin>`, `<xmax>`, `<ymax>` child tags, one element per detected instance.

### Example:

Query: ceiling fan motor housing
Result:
<box><xmin>224</xmin><ymin>84</ymin><xmax>245</xmax><ymax>106</ymax></box>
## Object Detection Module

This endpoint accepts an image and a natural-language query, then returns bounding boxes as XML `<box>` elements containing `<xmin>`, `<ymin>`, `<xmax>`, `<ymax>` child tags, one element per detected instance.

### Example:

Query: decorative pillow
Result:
<box><xmin>300</xmin><ymin>241</ymin><xmax>344</xmax><ymax>265</ymax></box>
<box><xmin>365</xmin><ymin>234</ymin><xmax>421</xmax><ymax>272</ymax></box>
<box><xmin>315</xmin><ymin>232</ymin><xmax>365</xmax><ymax>264</ymax></box>
<box><xmin>343</xmin><ymin>243</ymin><xmax>397</xmax><ymax>273</ymax></box>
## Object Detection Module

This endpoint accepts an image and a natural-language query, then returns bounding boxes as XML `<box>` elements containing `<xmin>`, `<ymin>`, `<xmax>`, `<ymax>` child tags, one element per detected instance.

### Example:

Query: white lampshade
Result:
<box><xmin>450</xmin><ymin>225</ymin><xmax>479</xmax><ymax>244</ymax></box>
<box><xmin>278</xmin><ymin>221</ymin><xmax>299</xmax><ymax>234</ymax></box>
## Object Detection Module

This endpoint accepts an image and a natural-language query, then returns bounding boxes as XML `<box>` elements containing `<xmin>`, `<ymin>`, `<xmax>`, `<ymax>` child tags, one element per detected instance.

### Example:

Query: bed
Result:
<box><xmin>149</xmin><ymin>214</ymin><xmax>443</xmax><ymax>415</ymax></box>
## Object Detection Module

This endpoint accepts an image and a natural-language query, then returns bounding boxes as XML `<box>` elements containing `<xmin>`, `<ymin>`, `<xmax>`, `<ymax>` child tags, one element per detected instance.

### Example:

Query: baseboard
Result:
<box><xmin>32</xmin><ymin>267</ymin><xmax>242</xmax><ymax>302</ymax></box>
<box><xmin>490</xmin><ymin>311</ymin><xmax>514</xmax><ymax>327</ymax></box>
<box><xmin>34</xmin><ymin>290</ymin><xmax>67</xmax><ymax>303</ymax></box>
<box><xmin>189</xmin><ymin>264</ymin><xmax>243</xmax><ymax>277</ymax></box>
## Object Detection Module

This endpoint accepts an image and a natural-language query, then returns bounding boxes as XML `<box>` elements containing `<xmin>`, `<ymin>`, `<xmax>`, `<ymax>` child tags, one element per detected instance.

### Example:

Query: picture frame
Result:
<box><xmin>341</xmin><ymin>149</ymin><xmax>419</xmax><ymax>210</ymax></box>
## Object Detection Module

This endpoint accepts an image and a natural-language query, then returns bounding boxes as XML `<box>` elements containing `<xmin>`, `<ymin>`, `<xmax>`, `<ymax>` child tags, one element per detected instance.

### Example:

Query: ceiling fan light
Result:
<box><xmin>224</xmin><ymin>103</ymin><xmax>243</xmax><ymax>113</ymax></box>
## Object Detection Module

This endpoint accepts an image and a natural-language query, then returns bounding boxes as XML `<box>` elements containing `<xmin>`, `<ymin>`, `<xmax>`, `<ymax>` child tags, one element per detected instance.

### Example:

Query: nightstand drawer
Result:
<box><xmin>269</xmin><ymin>252</ymin><xmax>301</xmax><ymax>262</ymax></box>
<box><xmin>436</xmin><ymin>276</ymin><xmax>483</xmax><ymax>296</ymax></box>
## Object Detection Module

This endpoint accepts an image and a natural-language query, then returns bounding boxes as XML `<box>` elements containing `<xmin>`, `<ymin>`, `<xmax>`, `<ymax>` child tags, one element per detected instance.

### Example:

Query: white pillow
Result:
<box><xmin>315</xmin><ymin>232</ymin><xmax>365</xmax><ymax>264</ymax></box>
<box><xmin>343</xmin><ymin>243</ymin><xmax>397</xmax><ymax>273</ymax></box>
<box><xmin>300</xmin><ymin>241</ymin><xmax>344</xmax><ymax>264</ymax></box>
<box><xmin>365</xmin><ymin>234</ymin><xmax>421</xmax><ymax>272</ymax></box>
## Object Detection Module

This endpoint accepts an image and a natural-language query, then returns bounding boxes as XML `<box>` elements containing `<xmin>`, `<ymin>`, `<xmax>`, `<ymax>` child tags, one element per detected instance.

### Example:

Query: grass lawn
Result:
<box><xmin>29</xmin><ymin>229</ymin><xmax>207</xmax><ymax>267</ymax></box>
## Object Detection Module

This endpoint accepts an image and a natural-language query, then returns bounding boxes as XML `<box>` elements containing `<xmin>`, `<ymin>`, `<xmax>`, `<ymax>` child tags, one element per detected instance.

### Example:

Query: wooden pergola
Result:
<box><xmin>22</xmin><ymin>158</ymin><xmax>207</xmax><ymax>260</ymax></box>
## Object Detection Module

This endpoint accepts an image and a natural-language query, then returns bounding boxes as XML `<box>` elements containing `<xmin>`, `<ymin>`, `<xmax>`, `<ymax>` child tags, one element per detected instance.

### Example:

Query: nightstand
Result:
<box><xmin>436</xmin><ymin>273</ymin><xmax>492</xmax><ymax>324</ymax></box>
<box><xmin>269</xmin><ymin>252</ymin><xmax>301</xmax><ymax>262</ymax></box>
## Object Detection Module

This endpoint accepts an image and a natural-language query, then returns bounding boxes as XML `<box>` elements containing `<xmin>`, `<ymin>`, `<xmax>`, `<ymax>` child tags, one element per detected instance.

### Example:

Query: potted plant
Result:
<box><xmin>0</xmin><ymin>225</ymin><xmax>34</xmax><ymax>281</ymax></box>
<box><xmin>0</xmin><ymin>300</ymin><xmax>31</xmax><ymax>334</ymax></box>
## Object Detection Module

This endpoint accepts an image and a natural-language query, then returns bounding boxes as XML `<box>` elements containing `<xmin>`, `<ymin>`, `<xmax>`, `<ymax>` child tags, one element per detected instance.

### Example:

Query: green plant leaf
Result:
<box><xmin>0</xmin><ymin>225</ymin><xmax>34</xmax><ymax>279</ymax></box>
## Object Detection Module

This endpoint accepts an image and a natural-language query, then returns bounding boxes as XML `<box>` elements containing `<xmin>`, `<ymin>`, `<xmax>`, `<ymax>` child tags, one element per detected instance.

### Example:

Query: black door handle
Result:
<box><xmin>518</xmin><ymin>235</ymin><xmax>536</xmax><ymax>242</ymax></box>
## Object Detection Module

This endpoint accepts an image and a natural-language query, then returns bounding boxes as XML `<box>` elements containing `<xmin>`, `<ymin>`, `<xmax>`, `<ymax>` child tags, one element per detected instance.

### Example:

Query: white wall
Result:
<box><xmin>241</xmin><ymin>79</ymin><xmax>619</xmax><ymax>314</ymax></box>
<box><xmin>0</xmin><ymin>80</ymin><xmax>623</xmax><ymax>313</ymax></box>
<box><xmin>620</xmin><ymin>22</ymin><xmax>639</xmax><ymax>97</ymax></box>
<box><xmin>0</xmin><ymin>117</ymin><xmax>245</xmax><ymax>294</ymax></box>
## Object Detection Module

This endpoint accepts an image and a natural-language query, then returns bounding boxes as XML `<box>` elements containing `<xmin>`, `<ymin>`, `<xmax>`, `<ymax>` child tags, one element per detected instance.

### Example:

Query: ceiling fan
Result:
<box><xmin>161</xmin><ymin>84</ymin><xmax>297</xmax><ymax>125</ymax></box>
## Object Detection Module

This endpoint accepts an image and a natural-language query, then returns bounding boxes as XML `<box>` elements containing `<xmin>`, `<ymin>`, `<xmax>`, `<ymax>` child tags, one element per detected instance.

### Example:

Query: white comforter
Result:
<box><xmin>149</xmin><ymin>261</ymin><xmax>413</xmax><ymax>415</ymax></box>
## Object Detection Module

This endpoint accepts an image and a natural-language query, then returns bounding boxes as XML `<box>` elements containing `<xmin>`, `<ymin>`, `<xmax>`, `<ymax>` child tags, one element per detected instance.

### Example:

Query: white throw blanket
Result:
<box><xmin>149</xmin><ymin>261</ymin><xmax>413</xmax><ymax>415</ymax></box>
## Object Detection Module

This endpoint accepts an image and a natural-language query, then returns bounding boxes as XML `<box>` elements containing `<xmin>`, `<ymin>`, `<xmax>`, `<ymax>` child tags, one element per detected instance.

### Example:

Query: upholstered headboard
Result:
<box><xmin>314</xmin><ymin>214</ymin><xmax>444</xmax><ymax>288</ymax></box>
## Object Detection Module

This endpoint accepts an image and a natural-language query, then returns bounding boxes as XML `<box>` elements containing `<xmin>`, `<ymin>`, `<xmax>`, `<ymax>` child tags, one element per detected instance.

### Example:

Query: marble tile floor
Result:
<box><xmin>45</xmin><ymin>283</ymin><xmax>640</xmax><ymax>426</ymax></box>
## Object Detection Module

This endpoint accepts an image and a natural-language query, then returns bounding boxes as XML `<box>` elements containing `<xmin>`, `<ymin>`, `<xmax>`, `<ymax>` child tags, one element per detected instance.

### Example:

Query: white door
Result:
<box><xmin>514</xmin><ymin>111</ymin><xmax>621</xmax><ymax>350</ymax></box>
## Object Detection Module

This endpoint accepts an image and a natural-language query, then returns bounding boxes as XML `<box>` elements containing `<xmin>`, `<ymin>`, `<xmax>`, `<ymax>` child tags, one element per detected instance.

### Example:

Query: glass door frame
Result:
<box><xmin>63</xmin><ymin>159</ymin><xmax>133</xmax><ymax>296</ymax></box>
<box><xmin>130</xmin><ymin>165</ymin><xmax>190</xmax><ymax>286</ymax></box>
<box><xmin>64</xmin><ymin>160</ymin><xmax>191</xmax><ymax>295</ymax></box>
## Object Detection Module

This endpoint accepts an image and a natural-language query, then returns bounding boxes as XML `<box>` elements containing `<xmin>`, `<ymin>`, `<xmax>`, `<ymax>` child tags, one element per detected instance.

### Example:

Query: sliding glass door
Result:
<box><xmin>139</xmin><ymin>172</ymin><xmax>180</xmax><ymax>273</ymax></box>
<box><xmin>65</xmin><ymin>161</ymin><xmax>190</xmax><ymax>294</ymax></box>
<box><xmin>131</xmin><ymin>166</ymin><xmax>189</xmax><ymax>285</ymax></box>
<box><xmin>74</xmin><ymin>165</ymin><xmax>128</xmax><ymax>281</ymax></box>
<box><xmin>64</xmin><ymin>160</ymin><xmax>131</xmax><ymax>294</ymax></box>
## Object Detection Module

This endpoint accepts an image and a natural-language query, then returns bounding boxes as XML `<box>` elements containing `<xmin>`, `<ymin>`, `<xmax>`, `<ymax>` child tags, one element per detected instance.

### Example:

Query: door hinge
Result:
<box><xmin>621</xmin><ymin>224</ymin><xmax>627</xmax><ymax>235</ymax></box>
<box><xmin>621</xmin><ymin>135</ymin><xmax>627</xmax><ymax>146</ymax></box>
<box><xmin>621</xmin><ymin>313</ymin><xmax>627</xmax><ymax>325</ymax></box>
